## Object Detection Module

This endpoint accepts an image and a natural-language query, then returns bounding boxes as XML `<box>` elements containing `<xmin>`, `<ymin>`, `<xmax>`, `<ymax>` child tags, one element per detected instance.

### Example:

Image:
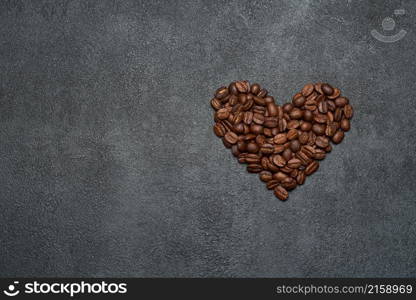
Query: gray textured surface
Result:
<box><xmin>0</xmin><ymin>0</ymin><xmax>415</xmax><ymax>277</ymax></box>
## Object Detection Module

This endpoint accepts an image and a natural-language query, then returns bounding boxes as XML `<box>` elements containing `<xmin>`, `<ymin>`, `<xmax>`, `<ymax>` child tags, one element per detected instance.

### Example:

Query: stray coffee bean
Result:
<box><xmin>211</xmin><ymin>81</ymin><xmax>353</xmax><ymax>201</ymax></box>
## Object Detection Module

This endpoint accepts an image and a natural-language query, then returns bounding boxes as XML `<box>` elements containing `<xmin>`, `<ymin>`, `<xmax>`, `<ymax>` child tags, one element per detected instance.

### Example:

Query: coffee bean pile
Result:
<box><xmin>211</xmin><ymin>81</ymin><xmax>353</xmax><ymax>201</ymax></box>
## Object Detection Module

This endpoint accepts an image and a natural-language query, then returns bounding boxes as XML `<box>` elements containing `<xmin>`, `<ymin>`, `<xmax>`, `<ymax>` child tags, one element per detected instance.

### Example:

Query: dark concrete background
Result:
<box><xmin>0</xmin><ymin>0</ymin><xmax>415</xmax><ymax>277</ymax></box>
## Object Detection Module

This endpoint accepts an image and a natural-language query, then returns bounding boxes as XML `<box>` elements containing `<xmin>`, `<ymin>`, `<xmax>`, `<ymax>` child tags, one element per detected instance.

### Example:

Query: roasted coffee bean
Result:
<box><xmin>272</xmin><ymin>154</ymin><xmax>286</xmax><ymax>167</ymax></box>
<box><xmin>312</xmin><ymin>123</ymin><xmax>326</xmax><ymax>135</ymax></box>
<box><xmin>211</xmin><ymin>98</ymin><xmax>222</xmax><ymax>110</ymax></box>
<box><xmin>282</xmin><ymin>103</ymin><xmax>293</xmax><ymax>113</ymax></box>
<box><xmin>296</xmin><ymin>171</ymin><xmax>306</xmax><ymax>185</ymax></box>
<box><xmin>210</xmin><ymin>81</ymin><xmax>352</xmax><ymax>201</ymax></box>
<box><xmin>253</xmin><ymin>113</ymin><xmax>265</xmax><ymax>125</ymax></box>
<box><xmin>340</xmin><ymin>119</ymin><xmax>350</xmax><ymax>131</ymax></box>
<box><xmin>250</xmin><ymin>123</ymin><xmax>263</xmax><ymax>135</ymax></box>
<box><xmin>315</xmin><ymin>136</ymin><xmax>329</xmax><ymax>148</ymax></box>
<box><xmin>266</xmin><ymin>102</ymin><xmax>278</xmax><ymax>116</ymax></box>
<box><xmin>250</xmin><ymin>83</ymin><xmax>261</xmax><ymax>95</ymax></box>
<box><xmin>303</xmin><ymin>110</ymin><xmax>313</xmax><ymax>121</ymax></box>
<box><xmin>290</xmin><ymin>139</ymin><xmax>301</xmax><ymax>152</ymax></box>
<box><xmin>274</xmin><ymin>186</ymin><xmax>289</xmax><ymax>201</ymax></box>
<box><xmin>247</xmin><ymin>141</ymin><xmax>260</xmax><ymax>153</ymax></box>
<box><xmin>264</xmin><ymin>117</ymin><xmax>278</xmax><ymax>128</ymax></box>
<box><xmin>259</xmin><ymin>171</ymin><xmax>273</xmax><ymax>182</ymax></box>
<box><xmin>300</xmin><ymin>121</ymin><xmax>312</xmax><ymax>131</ymax></box>
<box><xmin>260</xmin><ymin>143</ymin><xmax>274</xmax><ymax>155</ymax></box>
<box><xmin>343</xmin><ymin>104</ymin><xmax>353</xmax><ymax>119</ymax></box>
<box><xmin>213</xmin><ymin>122</ymin><xmax>226</xmax><ymax>137</ymax></box>
<box><xmin>247</xmin><ymin>164</ymin><xmax>262</xmax><ymax>173</ymax></box>
<box><xmin>335</xmin><ymin>97</ymin><xmax>349</xmax><ymax>107</ymax></box>
<box><xmin>235</xmin><ymin>81</ymin><xmax>249</xmax><ymax>93</ymax></box>
<box><xmin>299</xmin><ymin>132</ymin><xmax>309</xmax><ymax>144</ymax></box>
<box><xmin>332</xmin><ymin>130</ymin><xmax>344</xmax><ymax>144</ymax></box>
<box><xmin>293</xmin><ymin>95</ymin><xmax>306</xmax><ymax>107</ymax></box>
<box><xmin>215</xmin><ymin>86</ymin><xmax>228</xmax><ymax>99</ymax></box>
<box><xmin>321</xmin><ymin>83</ymin><xmax>334</xmax><ymax>95</ymax></box>
<box><xmin>305</xmin><ymin>161</ymin><xmax>319</xmax><ymax>175</ymax></box>
<box><xmin>287</xmin><ymin>158</ymin><xmax>302</xmax><ymax>169</ymax></box>
<box><xmin>301</xmin><ymin>83</ymin><xmax>314</xmax><ymax>97</ymax></box>
<box><xmin>224</xmin><ymin>131</ymin><xmax>238</xmax><ymax>144</ymax></box>
<box><xmin>287</xmin><ymin>120</ymin><xmax>300</xmax><ymax>129</ymax></box>
<box><xmin>290</xmin><ymin>108</ymin><xmax>303</xmax><ymax>119</ymax></box>
<box><xmin>216</xmin><ymin>108</ymin><xmax>230</xmax><ymax>120</ymax></box>
<box><xmin>273</xmin><ymin>133</ymin><xmax>287</xmax><ymax>145</ymax></box>
<box><xmin>314</xmin><ymin>149</ymin><xmax>326</xmax><ymax>160</ymax></box>
<box><xmin>282</xmin><ymin>148</ymin><xmax>293</xmax><ymax>161</ymax></box>
<box><xmin>328</xmin><ymin>87</ymin><xmax>340</xmax><ymax>99</ymax></box>
<box><xmin>287</xmin><ymin>129</ymin><xmax>299</xmax><ymax>141</ymax></box>
<box><xmin>266</xmin><ymin>180</ymin><xmax>279</xmax><ymax>190</ymax></box>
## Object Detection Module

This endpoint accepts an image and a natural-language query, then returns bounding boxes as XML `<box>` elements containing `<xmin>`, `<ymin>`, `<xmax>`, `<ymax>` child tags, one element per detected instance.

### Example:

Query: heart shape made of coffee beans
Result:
<box><xmin>211</xmin><ymin>81</ymin><xmax>353</xmax><ymax>201</ymax></box>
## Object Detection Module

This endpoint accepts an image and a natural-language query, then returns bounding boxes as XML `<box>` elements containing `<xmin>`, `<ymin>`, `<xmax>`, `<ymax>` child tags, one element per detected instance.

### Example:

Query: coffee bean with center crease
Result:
<box><xmin>210</xmin><ymin>81</ymin><xmax>352</xmax><ymax>201</ymax></box>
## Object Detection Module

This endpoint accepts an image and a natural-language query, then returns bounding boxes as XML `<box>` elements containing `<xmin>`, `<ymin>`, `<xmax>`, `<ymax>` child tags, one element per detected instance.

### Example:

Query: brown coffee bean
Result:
<box><xmin>234</xmin><ymin>122</ymin><xmax>245</xmax><ymax>134</ymax></box>
<box><xmin>273</xmin><ymin>133</ymin><xmax>287</xmax><ymax>145</ymax></box>
<box><xmin>343</xmin><ymin>104</ymin><xmax>353</xmax><ymax>119</ymax></box>
<box><xmin>287</xmin><ymin>158</ymin><xmax>302</xmax><ymax>169</ymax></box>
<box><xmin>340</xmin><ymin>119</ymin><xmax>350</xmax><ymax>131</ymax></box>
<box><xmin>253</xmin><ymin>113</ymin><xmax>265</xmax><ymax>125</ymax></box>
<box><xmin>318</xmin><ymin>100</ymin><xmax>328</xmax><ymax>113</ymax></box>
<box><xmin>314</xmin><ymin>83</ymin><xmax>323</xmax><ymax>95</ymax></box>
<box><xmin>222</xmin><ymin>137</ymin><xmax>232</xmax><ymax>148</ymax></box>
<box><xmin>289</xmin><ymin>108</ymin><xmax>303</xmax><ymax>119</ymax></box>
<box><xmin>282</xmin><ymin>148</ymin><xmax>292</xmax><ymax>161</ymax></box>
<box><xmin>314</xmin><ymin>149</ymin><xmax>326</xmax><ymax>160</ymax></box>
<box><xmin>308</xmin><ymin>131</ymin><xmax>317</xmax><ymax>145</ymax></box>
<box><xmin>325</xmin><ymin>122</ymin><xmax>337</xmax><ymax>137</ymax></box>
<box><xmin>266</xmin><ymin>180</ymin><xmax>279</xmax><ymax>190</ymax></box>
<box><xmin>332</xmin><ymin>130</ymin><xmax>344</xmax><ymax>144</ymax></box>
<box><xmin>237</xmin><ymin>141</ymin><xmax>247</xmax><ymax>152</ymax></box>
<box><xmin>305</xmin><ymin>99</ymin><xmax>317</xmax><ymax>111</ymax></box>
<box><xmin>315</xmin><ymin>136</ymin><xmax>329</xmax><ymax>148</ymax></box>
<box><xmin>245</xmin><ymin>154</ymin><xmax>260</xmax><ymax>164</ymax></box>
<box><xmin>250</xmin><ymin>83</ymin><xmax>260</xmax><ymax>95</ymax></box>
<box><xmin>325</xmin><ymin>144</ymin><xmax>332</xmax><ymax>153</ymax></box>
<box><xmin>287</xmin><ymin>120</ymin><xmax>300</xmax><ymax>129</ymax></box>
<box><xmin>274</xmin><ymin>186</ymin><xmax>288</xmax><ymax>201</ymax></box>
<box><xmin>260</xmin><ymin>143</ymin><xmax>274</xmax><ymax>155</ymax></box>
<box><xmin>259</xmin><ymin>171</ymin><xmax>273</xmax><ymax>182</ymax></box>
<box><xmin>213</xmin><ymin>123</ymin><xmax>226</xmax><ymax>137</ymax></box>
<box><xmin>243</xmin><ymin>111</ymin><xmax>253</xmax><ymax>125</ymax></box>
<box><xmin>211</xmin><ymin>98</ymin><xmax>222</xmax><ymax>110</ymax></box>
<box><xmin>296</xmin><ymin>151</ymin><xmax>311</xmax><ymax>166</ymax></box>
<box><xmin>273</xmin><ymin>171</ymin><xmax>287</xmax><ymax>182</ymax></box>
<box><xmin>299</xmin><ymin>132</ymin><xmax>309</xmax><ymax>144</ymax></box>
<box><xmin>303</xmin><ymin>110</ymin><xmax>313</xmax><ymax>121</ymax></box>
<box><xmin>247</xmin><ymin>164</ymin><xmax>262</xmax><ymax>173</ymax></box>
<box><xmin>300</xmin><ymin>121</ymin><xmax>312</xmax><ymax>131</ymax></box>
<box><xmin>328</xmin><ymin>87</ymin><xmax>340</xmax><ymax>99</ymax></box>
<box><xmin>235</xmin><ymin>81</ymin><xmax>249</xmax><ymax>93</ymax></box>
<box><xmin>335</xmin><ymin>97</ymin><xmax>349</xmax><ymax>107</ymax></box>
<box><xmin>244</xmin><ymin>133</ymin><xmax>256</xmax><ymax>140</ymax></box>
<box><xmin>305</xmin><ymin>161</ymin><xmax>319</xmax><ymax>175</ymax></box>
<box><xmin>264</xmin><ymin>117</ymin><xmax>278</xmax><ymax>128</ymax></box>
<box><xmin>278</xmin><ymin>118</ymin><xmax>287</xmax><ymax>132</ymax></box>
<box><xmin>334</xmin><ymin>108</ymin><xmax>343</xmax><ymax>121</ymax></box>
<box><xmin>327</xmin><ymin>100</ymin><xmax>336</xmax><ymax>111</ymax></box>
<box><xmin>224</xmin><ymin>131</ymin><xmax>238</xmax><ymax>144</ymax></box>
<box><xmin>296</xmin><ymin>171</ymin><xmax>306</xmax><ymax>185</ymax></box>
<box><xmin>247</xmin><ymin>141</ymin><xmax>260</xmax><ymax>153</ymax></box>
<box><xmin>215</xmin><ymin>86</ymin><xmax>228</xmax><ymax>99</ymax></box>
<box><xmin>314</xmin><ymin>114</ymin><xmax>327</xmax><ymax>124</ymax></box>
<box><xmin>287</xmin><ymin>129</ymin><xmax>299</xmax><ymax>140</ymax></box>
<box><xmin>266</xmin><ymin>102</ymin><xmax>278</xmax><ymax>117</ymax></box>
<box><xmin>250</xmin><ymin>123</ymin><xmax>263</xmax><ymax>135</ymax></box>
<box><xmin>290</xmin><ymin>139</ymin><xmax>301</xmax><ymax>152</ymax></box>
<box><xmin>283</xmin><ymin>103</ymin><xmax>293</xmax><ymax>113</ymax></box>
<box><xmin>216</xmin><ymin>108</ymin><xmax>230</xmax><ymax>120</ymax></box>
<box><xmin>274</xmin><ymin>144</ymin><xmax>285</xmax><ymax>153</ymax></box>
<box><xmin>301</xmin><ymin>83</ymin><xmax>314</xmax><ymax>97</ymax></box>
<box><xmin>272</xmin><ymin>154</ymin><xmax>286</xmax><ymax>167</ymax></box>
<box><xmin>321</xmin><ymin>83</ymin><xmax>334</xmax><ymax>95</ymax></box>
<box><xmin>301</xmin><ymin>145</ymin><xmax>315</xmax><ymax>158</ymax></box>
<box><xmin>312</xmin><ymin>123</ymin><xmax>326</xmax><ymax>135</ymax></box>
<box><xmin>253</xmin><ymin>96</ymin><xmax>266</xmax><ymax>106</ymax></box>
<box><xmin>293</xmin><ymin>95</ymin><xmax>306</xmax><ymax>107</ymax></box>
